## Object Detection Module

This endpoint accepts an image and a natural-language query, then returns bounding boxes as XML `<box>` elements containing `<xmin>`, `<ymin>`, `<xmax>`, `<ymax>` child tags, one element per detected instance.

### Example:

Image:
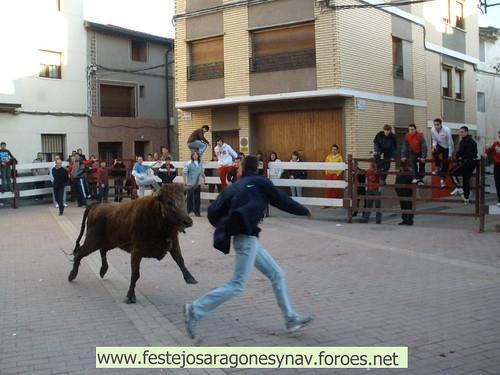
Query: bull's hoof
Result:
<box><xmin>99</xmin><ymin>266</ymin><xmax>108</xmax><ymax>279</ymax></box>
<box><xmin>125</xmin><ymin>294</ymin><xmax>136</xmax><ymax>304</ymax></box>
<box><xmin>68</xmin><ymin>271</ymin><xmax>77</xmax><ymax>282</ymax></box>
<box><xmin>185</xmin><ymin>277</ymin><xmax>198</xmax><ymax>285</ymax></box>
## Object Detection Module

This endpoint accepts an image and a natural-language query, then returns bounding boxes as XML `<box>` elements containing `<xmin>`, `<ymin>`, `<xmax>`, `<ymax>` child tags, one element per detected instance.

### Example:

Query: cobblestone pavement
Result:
<box><xmin>0</xmin><ymin>197</ymin><xmax>499</xmax><ymax>374</ymax></box>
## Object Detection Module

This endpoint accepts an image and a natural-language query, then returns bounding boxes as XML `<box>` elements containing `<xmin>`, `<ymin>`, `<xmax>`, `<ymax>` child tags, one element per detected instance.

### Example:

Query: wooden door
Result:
<box><xmin>256</xmin><ymin>108</ymin><xmax>343</xmax><ymax>196</ymax></box>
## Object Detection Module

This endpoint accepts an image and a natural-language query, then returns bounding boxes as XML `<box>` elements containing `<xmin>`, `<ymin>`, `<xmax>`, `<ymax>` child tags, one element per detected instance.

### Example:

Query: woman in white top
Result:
<box><xmin>268</xmin><ymin>151</ymin><xmax>283</xmax><ymax>179</ymax></box>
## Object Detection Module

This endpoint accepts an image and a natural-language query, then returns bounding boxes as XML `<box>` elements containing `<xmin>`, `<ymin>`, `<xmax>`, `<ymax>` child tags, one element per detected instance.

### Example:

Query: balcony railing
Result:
<box><xmin>393</xmin><ymin>64</ymin><xmax>404</xmax><ymax>79</ymax></box>
<box><xmin>187</xmin><ymin>61</ymin><xmax>224</xmax><ymax>80</ymax></box>
<box><xmin>100</xmin><ymin>107</ymin><xmax>136</xmax><ymax>117</ymax></box>
<box><xmin>249</xmin><ymin>49</ymin><xmax>316</xmax><ymax>73</ymax></box>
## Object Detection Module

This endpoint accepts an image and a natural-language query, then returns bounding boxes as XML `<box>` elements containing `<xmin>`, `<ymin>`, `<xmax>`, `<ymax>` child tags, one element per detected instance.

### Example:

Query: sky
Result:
<box><xmin>83</xmin><ymin>0</ymin><xmax>499</xmax><ymax>38</ymax></box>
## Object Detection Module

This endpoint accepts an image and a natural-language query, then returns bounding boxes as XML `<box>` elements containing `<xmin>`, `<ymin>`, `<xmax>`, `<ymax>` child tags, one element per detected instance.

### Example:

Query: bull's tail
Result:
<box><xmin>73</xmin><ymin>204</ymin><xmax>94</xmax><ymax>255</ymax></box>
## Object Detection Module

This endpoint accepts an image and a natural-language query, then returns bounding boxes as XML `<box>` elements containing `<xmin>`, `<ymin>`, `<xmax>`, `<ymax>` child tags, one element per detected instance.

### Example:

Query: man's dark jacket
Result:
<box><xmin>207</xmin><ymin>171</ymin><xmax>309</xmax><ymax>254</ymax></box>
<box><xmin>373</xmin><ymin>131</ymin><xmax>397</xmax><ymax>158</ymax></box>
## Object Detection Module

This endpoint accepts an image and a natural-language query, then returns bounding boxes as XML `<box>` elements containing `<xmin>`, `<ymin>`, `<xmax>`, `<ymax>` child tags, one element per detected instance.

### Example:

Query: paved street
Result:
<box><xmin>0</xmin><ymin>197</ymin><xmax>499</xmax><ymax>374</ymax></box>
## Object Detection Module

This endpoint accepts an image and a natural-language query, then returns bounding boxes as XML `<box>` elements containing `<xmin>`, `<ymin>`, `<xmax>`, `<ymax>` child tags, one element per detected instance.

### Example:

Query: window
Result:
<box><xmin>100</xmin><ymin>84</ymin><xmax>136</xmax><ymax>117</ymax></box>
<box><xmin>479</xmin><ymin>39</ymin><xmax>486</xmax><ymax>62</ymax></box>
<box><xmin>392</xmin><ymin>37</ymin><xmax>403</xmax><ymax>78</ymax></box>
<box><xmin>139</xmin><ymin>85</ymin><xmax>145</xmax><ymax>98</ymax></box>
<box><xmin>455</xmin><ymin>1</ymin><xmax>464</xmax><ymax>29</ymax></box>
<box><xmin>131</xmin><ymin>40</ymin><xmax>148</xmax><ymax>62</ymax></box>
<box><xmin>250</xmin><ymin>22</ymin><xmax>316</xmax><ymax>73</ymax></box>
<box><xmin>477</xmin><ymin>92</ymin><xmax>486</xmax><ymax>112</ymax></box>
<box><xmin>454</xmin><ymin>70</ymin><xmax>464</xmax><ymax>99</ymax></box>
<box><xmin>187</xmin><ymin>37</ymin><xmax>224</xmax><ymax>80</ymax></box>
<box><xmin>39</xmin><ymin>50</ymin><xmax>61</xmax><ymax>79</ymax></box>
<box><xmin>443</xmin><ymin>0</ymin><xmax>465</xmax><ymax>29</ymax></box>
<box><xmin>41</xmin><ymin>134</ymin><xmax>65</xmax><ymax>161</ymax></box>
<box><xmin>442</xmin><ymin>66</ymin><xmax>452</xmax><ymax>97</ymax></box>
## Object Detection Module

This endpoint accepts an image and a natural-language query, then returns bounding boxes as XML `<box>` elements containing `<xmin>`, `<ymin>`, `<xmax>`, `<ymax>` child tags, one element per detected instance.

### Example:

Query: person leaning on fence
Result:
<box><xmin>132</xmin><ymin>156</ymin><xmax>160</xmax><ymax>198</ymax></box>
<box><xmin>157</xmin><ymin>156</ymin><xmax>177</xmax><ymax>185</ymax></box>
<box><xmin>111</xmin><ymin>159</ymin><xmax>127</xmax><ymax>202</ymax></box>
<box><xmin>187</xmin><ymin>125</ymin><xmax>210</xmax><ymax>159</ymax></box>
<box><xmin>32</xmin><ymin>152</ymin><xmax>49</xmax><ymax>201</ymax></box>
<box><xmin>214</xmin><ymin>137</ymin><xmax>238</xmax><ymax>188</ymax></box>
<box><xmin>352</xmin><ymin>166</ymin><xmax>367</xmax><ymax>217</ymax></box>
<box><xmin>431</xmin><ymin>118</ymin><xmax>454</xmax><ymax>188</ymax></box>
<box><xmin>450</xmin><ymin>126</ymin><xmax>478</xmax><ymax>204</ymax></box>
<box><xmin>373</xmin><ymin>124</ymin><xmax>397</xmax><ymax>184</ymax></box>
<box><xmin>268</xmin><ymin>151</ymin><xmax>283</xmax><ymax>180</ymax></box>
<box><xmin>324</xmin><ymin>145</ymin><xmax>344</xmax><ymax>206</ymax></box>
<box><xmin>359</xmin><ymin>162</ymin><xmax>382</xmax><ymax>224</ymax></box>
<box><xmin>395</xmin><ymin>161</ymin><xmax>414</xmax><ymax>226</ymax></box>
<box><xmin>401</xmin><ymin>124</ymin><xmax>428</xmax><ymax>186</ymax></box>
<box><xmin>183</xmin><ymin>155</ymin><xmax>315</xmax><ymax>339</ymax></box>
<box><xmin>483</xmin><ymin>130</ymin><xmax>500</xmax><ymax>207</ymax></box>
<box><xmin>288</xmin><ymin>151</ymin><xmax>307</xmax><ymax>197</ymax></box>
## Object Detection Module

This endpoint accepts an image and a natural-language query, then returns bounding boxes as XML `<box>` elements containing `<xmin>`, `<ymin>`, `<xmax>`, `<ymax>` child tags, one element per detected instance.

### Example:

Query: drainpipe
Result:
<box><xmin>165</xmin><ymin>41</ymin><xmax>174</xmax><ymax>152</ymax></box>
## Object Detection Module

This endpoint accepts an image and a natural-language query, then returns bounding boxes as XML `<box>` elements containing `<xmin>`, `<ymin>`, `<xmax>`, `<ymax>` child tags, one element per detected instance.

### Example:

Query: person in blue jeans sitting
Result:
<box><xmin>183</xmin><ymin>156</ymin><xmax>315</xmax><ymax>339</ymax></box>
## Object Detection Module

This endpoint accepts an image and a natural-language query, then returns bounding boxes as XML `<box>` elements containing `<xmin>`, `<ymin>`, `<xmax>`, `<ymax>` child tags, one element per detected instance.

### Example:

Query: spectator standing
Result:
<box><xmin>401</xmin><ymin>124</ymin><xmax>428</xmax><ymax>185</ymax></box>
<box><xmin>0</xmin><ymin>142</ymin><xmax>15</xmax><ymax>193</ymax></box>
<box><xmin>214</xmin><ymin>137</ymin><xmax>238</xmax><ymax>188</ymax></box>
<box><xmin>395</xmin><ymin>162</ymin><xmax>414</xmax><ymax>226</ymax></box>
<box><xmin>187</xmin><ymin>125</ymin><xmax>210</xmax><ymax>158</ymax></box>
<box><xmin>288</xmin><ymin>151</ymin><xmax>307</xmax><ymax>197</ymax></box>
<box><xmin>484</xmin><ymin>130</ymin><xmax>500</xmax><ymax>207</ymax></box>
<box><xmin>71</xmin><ymin>153</ymin><xmax>87</xmax><ymax>207</ymax></box>
<box><xmin>158</xmin><ymin>156</ymin><xmax>177</xmax><ymax>184</ymax></box>
<box><xmin>32</xmin><ymin>152</ymin><xmax>49</xmax><ymax>201</ymax></box>
<box><xmin>132</xmin><ymin>156</ymin><xmax>160</xmax><ymax>198</ymax></box>
<box><xmin>431</xmin><ymin>118</ymin><xmax>454</xmax><ymax>187</ymax></box>
<box><xmin>227</xmin><ymin>152</ymin><xmax>245</xmax><ymax>184</ymax></box>
<box><xmin>359</xmin><ymin>162</ymin><xmax>382</xmax><ymax>224</ymax></box>
<box><xmin>111</xmin><ymin>159</ymin><xmax>127</xmax><ymax>202</ymax></box>
<box><xmin>51</xmin><ymin>159</ymin><xmax>69</xmax><ymax>216</ymax></box>
<box><xmin>373</xmin><ymin>125</ymin><xmax>397</xmax><ymax>184</ymax></box>
<box><xmin>97</xmin><ymin>161</ymin><xmax>110</xmax><ymax>202</ymax></box>
<box><xmin>325</xmin><ymin>145</ymin><xmax>344</xmax><ymax>203</ymax></box>
<box><xmin>450</xmin><ymin>126</ymin><xmax>478</xmax><ymax>204</ymax></box>
<box><xmin>268</xmin><ymin>151</ymin><xmax>283</xmax><ymax>180</ymax></box>
<box><xmin>183</xmin><ymin>156</ymin><xmax>315</xmax><ymax>339</ymax></box>
<box><xmin>50</xmin><ymin>155</ymin><xmax>67</xmax><ymax>208</ymax></box>
<box><xmin>256</xmin><ymin>150</ymin><xmax>264</xmax><ymax>176</ymax></box>
<box><xmin>183</xmin><ymin>151</ymin><xmax>204</xmax><ymax>217</ymax></box>
<box><xmin>160</xmin><ymin>146</ymin><xmax>171</xmax><ymax>161</ymax></box>
<box><xmin>85</xmin><ymin>156</ymin><xmax>98</xmax><ymax>200</ymax></box>
<box><xmin>77</xmin><ymin>148</ymin><xmax>87</xmax><ymax>161</ymax></box>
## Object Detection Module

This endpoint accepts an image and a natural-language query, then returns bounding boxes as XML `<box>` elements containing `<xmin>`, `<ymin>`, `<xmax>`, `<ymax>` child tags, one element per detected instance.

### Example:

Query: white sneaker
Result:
<box><xmin>432</xmin><ymin>168</ymin><xmax>441</xmax><ymax>175</ymax></box>
<box><xmin>55</xmin><ymin>204</ymin><xmax>59</xmax><ymax>208</ymax></box>
<box><xmin>417</xmin><ymin>180</ymin><xmax>424</xmax><ymax>186</ymax></box>
<box><xmin>450</xmin><ymin>188</ymin><xmax>464</xmax><ymax>196</ymax></box>
<box><xmin>497</xmin><ymin>202</ymin><xmax>500</xmax><ymax>207</ymax></box>
<box><xmin>463</xmin><ymin>198</ymin><xmax>469</xmax><ymax>204</ymax></box>
<box><xmin>440</xmin><ymin>179</ymin><xmax>446</xmax><ymax>188</ymax></box>
<box><xmin>412</xmin><ymin>179</ymin><xmax>419</xmax><ymax>184</ymax></box>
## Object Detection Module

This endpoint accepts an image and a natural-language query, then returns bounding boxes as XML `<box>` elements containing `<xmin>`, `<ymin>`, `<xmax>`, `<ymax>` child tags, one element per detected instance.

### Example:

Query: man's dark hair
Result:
<box><xmin>434</xmin><ymin>118</ymin><xmax>442</xmax><ymax>124</ymax></box>
<box><xmin>0</xmin><ymin>142</ymin><xmax>5</xmax><ymax>146</ymax></box>
<box><xmin>216</xmin><ymin>136</ymin><xmax>224</xmax><ymax>143</ymax></box>
<box><xmin>460</xmin><ymin>126</ymin><xmax>469</xmax><ymax>132</ymax></box>
<box><xmin>408</xmin><ymin>123</ymin><xmax>416</xmax><ymax>129</ymax></box>
<box><xmin>383</xmin><ymin>124</ymin><xmax>392</xmax><ymax>131</ymax></box>
<box><xmin>202</xmin><ymin>125</ymin><xmax>209</xmax><ymax>131</ymax></box>
<box><xmin>242</xmin><ymin>155</ymin><xmax>258</xmax><ymax>173</ymax></box>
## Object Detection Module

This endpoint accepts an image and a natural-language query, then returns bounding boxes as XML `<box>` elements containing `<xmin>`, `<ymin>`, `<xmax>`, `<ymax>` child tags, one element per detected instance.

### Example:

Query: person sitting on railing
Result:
<box><xmin>132</xmin><ymin>156</ymin><xmax>160</xmax><ymax>198</ymax></box>
<box><xmin>449</xmin><ymin>126</ymin><xmax>478</xmax><ymax>204</ymax></box>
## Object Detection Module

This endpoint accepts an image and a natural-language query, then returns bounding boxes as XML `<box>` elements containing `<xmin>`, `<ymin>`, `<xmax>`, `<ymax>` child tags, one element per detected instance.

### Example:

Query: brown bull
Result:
<box><xmin>68</xmin><ymin>184</ymin><xmax>198</xmax><ymax>303</ymax></box>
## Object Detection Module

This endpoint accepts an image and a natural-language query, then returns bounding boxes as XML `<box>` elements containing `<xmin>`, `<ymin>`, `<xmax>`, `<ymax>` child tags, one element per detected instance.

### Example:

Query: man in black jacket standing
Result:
<box><xmin>450</xmin><ymin>126</ymin><xmax>478</xmax><ymax>204</ymax></box>
<box><xmin>183</xmin><ymin>156</ymin><xmax>315</xmax><ymax>339</ymax></box>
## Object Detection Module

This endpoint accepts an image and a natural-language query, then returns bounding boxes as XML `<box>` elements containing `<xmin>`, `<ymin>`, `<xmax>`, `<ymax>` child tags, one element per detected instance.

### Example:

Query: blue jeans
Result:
<box><xmin>290</xmin><ymin>186</ymin><xmax>302</xmax><ymax>197</ymax></box>
<box><xmin>187</xmin><ymin>140</ymin><xmax>208</xmax><ymax>158</ymax></box>
<box><xmin>191</xmin><ymin>235</ymin><xmax>296</xmax><ymax>321</ymax></box>
<box><xmin>409</xmin><ymin>152</ymin><xmax>425</xmax><ymax>181</ymax></box>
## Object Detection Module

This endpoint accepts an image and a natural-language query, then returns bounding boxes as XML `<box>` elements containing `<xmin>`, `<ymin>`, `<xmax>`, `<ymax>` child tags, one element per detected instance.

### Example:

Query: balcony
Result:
<box><xmin>249</xmin><ymin>49</ymin><xmax>316</xmax><ymax>73</ymax></box>
<box><xmin>187</xmin><ymin>61</ymin><xmax>224</xmax><ymax>80</ymax></box>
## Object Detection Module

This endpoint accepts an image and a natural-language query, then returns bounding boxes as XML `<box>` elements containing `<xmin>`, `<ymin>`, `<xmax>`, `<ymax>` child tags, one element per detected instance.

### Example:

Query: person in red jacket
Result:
<box><xmin>401</xmin><ymin>123</ymin><xmax>428</xmax><ymax>185</ymax></box>
<box><xmin>359</xmin><ymin>162</ymin><xmax>382</xmax><ymax>224</ymax></box>
<box><xmin>97</xmin><ymin>161</ymin><xmax>110</xmax><ymax>202</ymax></box>
<box><xmin>484</xmin><ymin>130</ymin><xmax>500</xmax><ymax>207</ymax></box>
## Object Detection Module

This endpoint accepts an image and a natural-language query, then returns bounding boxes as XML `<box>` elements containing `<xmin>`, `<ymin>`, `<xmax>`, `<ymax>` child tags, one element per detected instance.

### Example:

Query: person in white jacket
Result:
<box><xmin>431</xmin><ymin>118</ymin><xmax>454</xmax><ymax>187</ymax></box>
<box><xmin>214</xmin><ymin>136</ymin><xmax>237</xmax><ymax>188</ymax></box>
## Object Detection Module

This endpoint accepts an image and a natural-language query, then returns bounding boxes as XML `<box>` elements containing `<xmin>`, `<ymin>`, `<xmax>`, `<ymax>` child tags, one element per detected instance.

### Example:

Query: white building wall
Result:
<box><xmin>0</xmin><ymin>0</ymin><xmax>88</xmax><ymax>163</ymax></box>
